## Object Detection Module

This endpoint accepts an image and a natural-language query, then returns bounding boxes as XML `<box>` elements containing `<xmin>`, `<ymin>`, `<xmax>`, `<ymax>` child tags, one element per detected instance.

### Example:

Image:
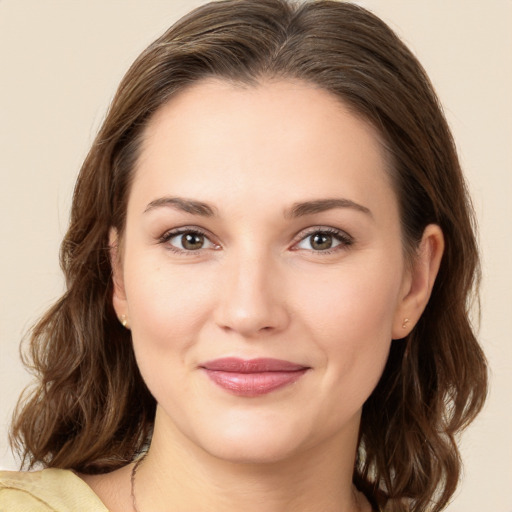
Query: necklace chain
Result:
<box><xmin>130</xmin><ymin>454</ymin><xmax>146</xmax><ymax>512</ymax></box>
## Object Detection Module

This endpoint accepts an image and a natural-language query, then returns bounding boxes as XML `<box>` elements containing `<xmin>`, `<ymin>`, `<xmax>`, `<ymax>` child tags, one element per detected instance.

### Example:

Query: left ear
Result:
<box><xmin>392</xmin><ymin>224</ymin><xmax>444</xmax><ymax>339</ymax></box>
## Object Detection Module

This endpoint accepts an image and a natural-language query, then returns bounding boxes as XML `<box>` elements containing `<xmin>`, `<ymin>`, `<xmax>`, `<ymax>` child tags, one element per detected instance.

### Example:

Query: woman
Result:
<box><xmin>0</xmin><ymin>1</ymin><xmax>487</xmax><ymax>511</ymax></box>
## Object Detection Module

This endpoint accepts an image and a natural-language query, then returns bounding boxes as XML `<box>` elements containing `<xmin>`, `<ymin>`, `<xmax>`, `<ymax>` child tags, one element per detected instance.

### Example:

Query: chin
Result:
<box><xmin>190</xmin><ymin>416</ymin><xmax>314</xmax><ymax>465</ymax></box>
<box><xmin>204</xmin><ymin>436</ymin><xmax>304</xmax><ymax>465</ymax></box>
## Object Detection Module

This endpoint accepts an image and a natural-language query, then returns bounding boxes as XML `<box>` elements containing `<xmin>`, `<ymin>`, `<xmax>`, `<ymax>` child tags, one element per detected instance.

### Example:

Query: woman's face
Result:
<box><xmin>113</xmin><ymin>79</ymin><xmax>412</xmax><ymax>463</ymax></box>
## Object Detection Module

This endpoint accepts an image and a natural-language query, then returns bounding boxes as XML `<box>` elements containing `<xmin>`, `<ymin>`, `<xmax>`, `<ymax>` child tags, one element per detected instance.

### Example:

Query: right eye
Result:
<box><xmin>161</xmin><ymin>229</ymin><xmax>219</xmax><ymax>253</ymax></box>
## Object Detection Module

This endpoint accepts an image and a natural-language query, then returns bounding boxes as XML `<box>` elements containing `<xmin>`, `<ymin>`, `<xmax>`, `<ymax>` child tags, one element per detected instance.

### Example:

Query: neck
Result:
<box><xmin>134</xmin><ymin>408</ymin><xmax>366</xmax><ymax>512</ymax></box>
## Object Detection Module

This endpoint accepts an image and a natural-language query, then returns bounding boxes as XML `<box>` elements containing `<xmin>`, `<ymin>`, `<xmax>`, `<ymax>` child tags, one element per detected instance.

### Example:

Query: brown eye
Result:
<box><xmin>294</xmin><ymin>228</ymin><xmax>352</xmax><ymax>253</ymax></box>
<box><xmin>164</xmin><ymin>229</ymin><xmax>218</xmax><ymax>252</ymax></box>
<box><xmin>310</xmin><ymin>233</ymin><xmax>333</xmax><ymax>250</ymax></box>
<box><xmin>181</xmin><ymin>232</ymin><xmax>205</xmax><ymax>250</ymax></box>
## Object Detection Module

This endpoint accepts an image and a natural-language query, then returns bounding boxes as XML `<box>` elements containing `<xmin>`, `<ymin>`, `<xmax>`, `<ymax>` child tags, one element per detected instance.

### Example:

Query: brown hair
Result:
<box><xmin>11</xmin><ymin>1</ymin><xmax>487</xmax><ymax>511</ymax></box>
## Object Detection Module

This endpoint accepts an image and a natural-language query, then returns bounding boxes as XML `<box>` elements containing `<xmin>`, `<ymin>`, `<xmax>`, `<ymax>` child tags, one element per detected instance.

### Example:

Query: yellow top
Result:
<box><xmin>0</xmin><ymin>469</ymin><xmax>109</xmax><ymax>512</ymax></box>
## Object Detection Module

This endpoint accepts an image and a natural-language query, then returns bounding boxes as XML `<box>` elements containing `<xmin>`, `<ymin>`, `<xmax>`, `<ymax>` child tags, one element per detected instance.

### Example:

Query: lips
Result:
<box><xmin>200</xmin><ymin>358</ymin><xmax>309</xmax><ymax>397</ymax></box>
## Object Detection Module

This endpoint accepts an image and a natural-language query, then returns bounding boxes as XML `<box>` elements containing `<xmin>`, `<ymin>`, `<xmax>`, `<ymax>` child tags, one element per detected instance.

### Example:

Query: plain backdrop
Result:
<box><xmin>1</xmin><ymin>1</ymin><xmax>511</xmax><ymax>511</ymax></box>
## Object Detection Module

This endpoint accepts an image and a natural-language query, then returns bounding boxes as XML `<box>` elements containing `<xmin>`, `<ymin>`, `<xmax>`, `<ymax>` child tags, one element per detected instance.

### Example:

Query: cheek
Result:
<box><xmin>123</xmin><ymin>254</ymin><xmax>216</xmax><ymax>354</ymax></box>
<box><xmin>294</xmin><ymin>261</ymin><xmax>402</xmax><ymax>393</ymax></box>
<box><xmin>122</xmin><ymin>260</ymin><xmax>217</xmax><ymax>409</ymax></box>
<box><xmin>296</xmin><ymin>259</ymin><xmax>402</xmax><ymax>341</ymax></box>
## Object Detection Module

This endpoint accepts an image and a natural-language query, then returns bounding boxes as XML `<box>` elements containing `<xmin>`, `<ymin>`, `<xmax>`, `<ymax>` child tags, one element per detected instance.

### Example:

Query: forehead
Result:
<box><xmin>131</xmin><ymin>78</ymin><xmax>395</xmax><ymax>216</ymax></box>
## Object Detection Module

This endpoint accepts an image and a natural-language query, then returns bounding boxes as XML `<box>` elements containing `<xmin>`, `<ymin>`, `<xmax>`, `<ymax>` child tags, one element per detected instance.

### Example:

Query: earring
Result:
<box><xmin>402</xmin><ymin>318</ymin><xmax>410</xmax><ymax>330</ymax></box>
<box><xmin>120</xmin><ymin>314</ymin><xmax>129</xmax><ymax>328</ymax></box>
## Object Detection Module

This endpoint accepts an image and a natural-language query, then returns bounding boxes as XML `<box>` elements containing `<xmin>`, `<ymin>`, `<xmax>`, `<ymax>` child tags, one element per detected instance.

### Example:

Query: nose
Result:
<box><xmin>214</xmin><ymin>250</ymin><xmax>290</xmax><ymax>338</ymax></box>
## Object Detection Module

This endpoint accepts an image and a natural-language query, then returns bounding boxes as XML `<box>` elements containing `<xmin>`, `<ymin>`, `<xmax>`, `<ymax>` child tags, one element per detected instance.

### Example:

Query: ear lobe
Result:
<box><xmin>392</xmin><ymin>224</ymin><xmax>444</xmax><ymax>339</ymax></box>
<box><xmin>109</xmin><ymin>228</ymin><xmax>128</xmax><ymax>316</ymax></box>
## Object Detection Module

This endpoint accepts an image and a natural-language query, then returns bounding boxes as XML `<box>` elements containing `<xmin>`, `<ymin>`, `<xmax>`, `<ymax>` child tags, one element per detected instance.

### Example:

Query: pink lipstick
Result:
<box><xmin>200</xmin><ymin>358</ymin><xmax>309</xmax><ymax>397</ymax></box>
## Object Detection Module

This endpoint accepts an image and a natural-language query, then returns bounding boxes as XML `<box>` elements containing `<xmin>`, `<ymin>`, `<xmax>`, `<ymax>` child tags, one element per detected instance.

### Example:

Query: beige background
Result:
<box><xmin>1</xmin><ymin>1</ymin><xmax>511</xmax><ymax>511</ymax></box>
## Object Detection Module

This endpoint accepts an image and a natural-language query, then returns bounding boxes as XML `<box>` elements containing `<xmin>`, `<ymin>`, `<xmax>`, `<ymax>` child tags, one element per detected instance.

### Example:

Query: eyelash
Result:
<box><xmin>158</xmin><ymin>226</ymin><xmax>353</xmax><ymax>255</ymax></box>
<box><xmin>291</xmin><ymin>227</ymin><xmax>354</xmax><ymax>255</ymax></box>
<box><xmin>159</xmin><ymin>227</ymin><xmax>219</xmax><ymax>255</ymax></box>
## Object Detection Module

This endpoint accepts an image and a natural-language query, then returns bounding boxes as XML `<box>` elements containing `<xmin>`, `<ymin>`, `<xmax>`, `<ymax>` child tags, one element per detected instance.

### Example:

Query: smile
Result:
<box><xmin>200</xmin><ymin>358</ymin><xmax>309</xmax><ymax>397</ymax></box>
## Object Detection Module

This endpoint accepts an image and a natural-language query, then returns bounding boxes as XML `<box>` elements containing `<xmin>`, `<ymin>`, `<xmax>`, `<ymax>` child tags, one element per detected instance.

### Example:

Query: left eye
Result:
<box><xmin>295</xmin><ymin>230</ymin><xmax>350</xmax><ymax>251</ymax></box>
<box><xmin>166</xmin><ymin>231</ymin><xmax>217</xmax><ymax>251</ymax></box>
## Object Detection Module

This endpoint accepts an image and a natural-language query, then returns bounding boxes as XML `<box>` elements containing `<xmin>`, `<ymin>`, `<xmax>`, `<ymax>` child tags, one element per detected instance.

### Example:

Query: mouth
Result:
<box><xmin>199</xmin><ymin>357</ymin><xmax>310</xmax><ymax>397</ymax></box>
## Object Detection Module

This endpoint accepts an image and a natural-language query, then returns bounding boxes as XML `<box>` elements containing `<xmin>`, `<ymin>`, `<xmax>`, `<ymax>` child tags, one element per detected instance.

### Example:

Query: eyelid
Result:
<box><xmin>157</xmin><ymin>225</ymin><xmax>353</xmax><ymax>255</ymax></box>
<box><xmin>290</xmin><ymin>226</ymin><xmax>354</xmax><ymax>253</ymax></box>
<box><xmin>158</xmin><ymin>226</ymin><xmax>221</xmax><ymax>253</ymax></box>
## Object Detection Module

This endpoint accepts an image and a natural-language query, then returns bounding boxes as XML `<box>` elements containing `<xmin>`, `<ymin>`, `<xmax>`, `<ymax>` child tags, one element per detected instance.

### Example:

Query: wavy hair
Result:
<box><xmin>11</xmin><ymin>1</ymin><xmax>487</xmax><ymax>511</ymax></box>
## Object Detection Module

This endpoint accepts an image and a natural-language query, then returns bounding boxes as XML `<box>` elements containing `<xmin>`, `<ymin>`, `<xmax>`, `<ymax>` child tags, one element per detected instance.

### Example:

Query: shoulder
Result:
<box><xmin>0</xmin><ymin>468</ymin><xmax>109</xmax><ymax>512</ymax></box>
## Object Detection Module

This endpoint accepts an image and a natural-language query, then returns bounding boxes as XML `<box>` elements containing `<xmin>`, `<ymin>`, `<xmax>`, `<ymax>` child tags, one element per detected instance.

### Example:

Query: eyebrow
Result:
<box><xmin>285</xmin><ymin>198</ymin><xmax>372</xmax><ymax>218</ymax></box>
<box><xmin>144</xmin><ymin>197</ymin><xmax>216</xmax><ymax>217</ymax></box>
<box><xmin>143</xmin><ymin>196</ymin><xmax>372</xmax><ymax>219</ymax></box>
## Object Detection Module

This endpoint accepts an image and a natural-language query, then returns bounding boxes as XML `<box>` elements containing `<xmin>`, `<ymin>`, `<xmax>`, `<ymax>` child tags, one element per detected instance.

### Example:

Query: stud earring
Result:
<box><xmin>120</xmin><ymin>314</ymin><xmax>128</xmax><ymax>328</ymax></box>
<box><xmin>402</xmin><ymin>318</ymin><xmax>410</xmax><ymax>329</ymax></box>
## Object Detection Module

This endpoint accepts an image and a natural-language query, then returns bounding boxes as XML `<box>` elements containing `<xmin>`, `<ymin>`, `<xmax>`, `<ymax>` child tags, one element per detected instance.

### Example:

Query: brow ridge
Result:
<box><xmin>144</xmin><ymin>197</ymin><xmax>216</xmax><ymax>217</ymax></box>
<box><xmin>144</xmin><ymin>196</ymin><xmax>370</xmax><ymax>219</ymax></box>
<box><xmin>286</xmin><ymin>198</ymin><xmax>372</xmax><ymax>218</ymax></box>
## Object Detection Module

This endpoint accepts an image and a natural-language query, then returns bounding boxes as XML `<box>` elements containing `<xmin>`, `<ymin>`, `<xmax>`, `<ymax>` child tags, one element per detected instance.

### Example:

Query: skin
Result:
<box><xmin>82</xmin><ymin>79</ymin><xmax>444</xmax><ymax>512</ymax></box>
